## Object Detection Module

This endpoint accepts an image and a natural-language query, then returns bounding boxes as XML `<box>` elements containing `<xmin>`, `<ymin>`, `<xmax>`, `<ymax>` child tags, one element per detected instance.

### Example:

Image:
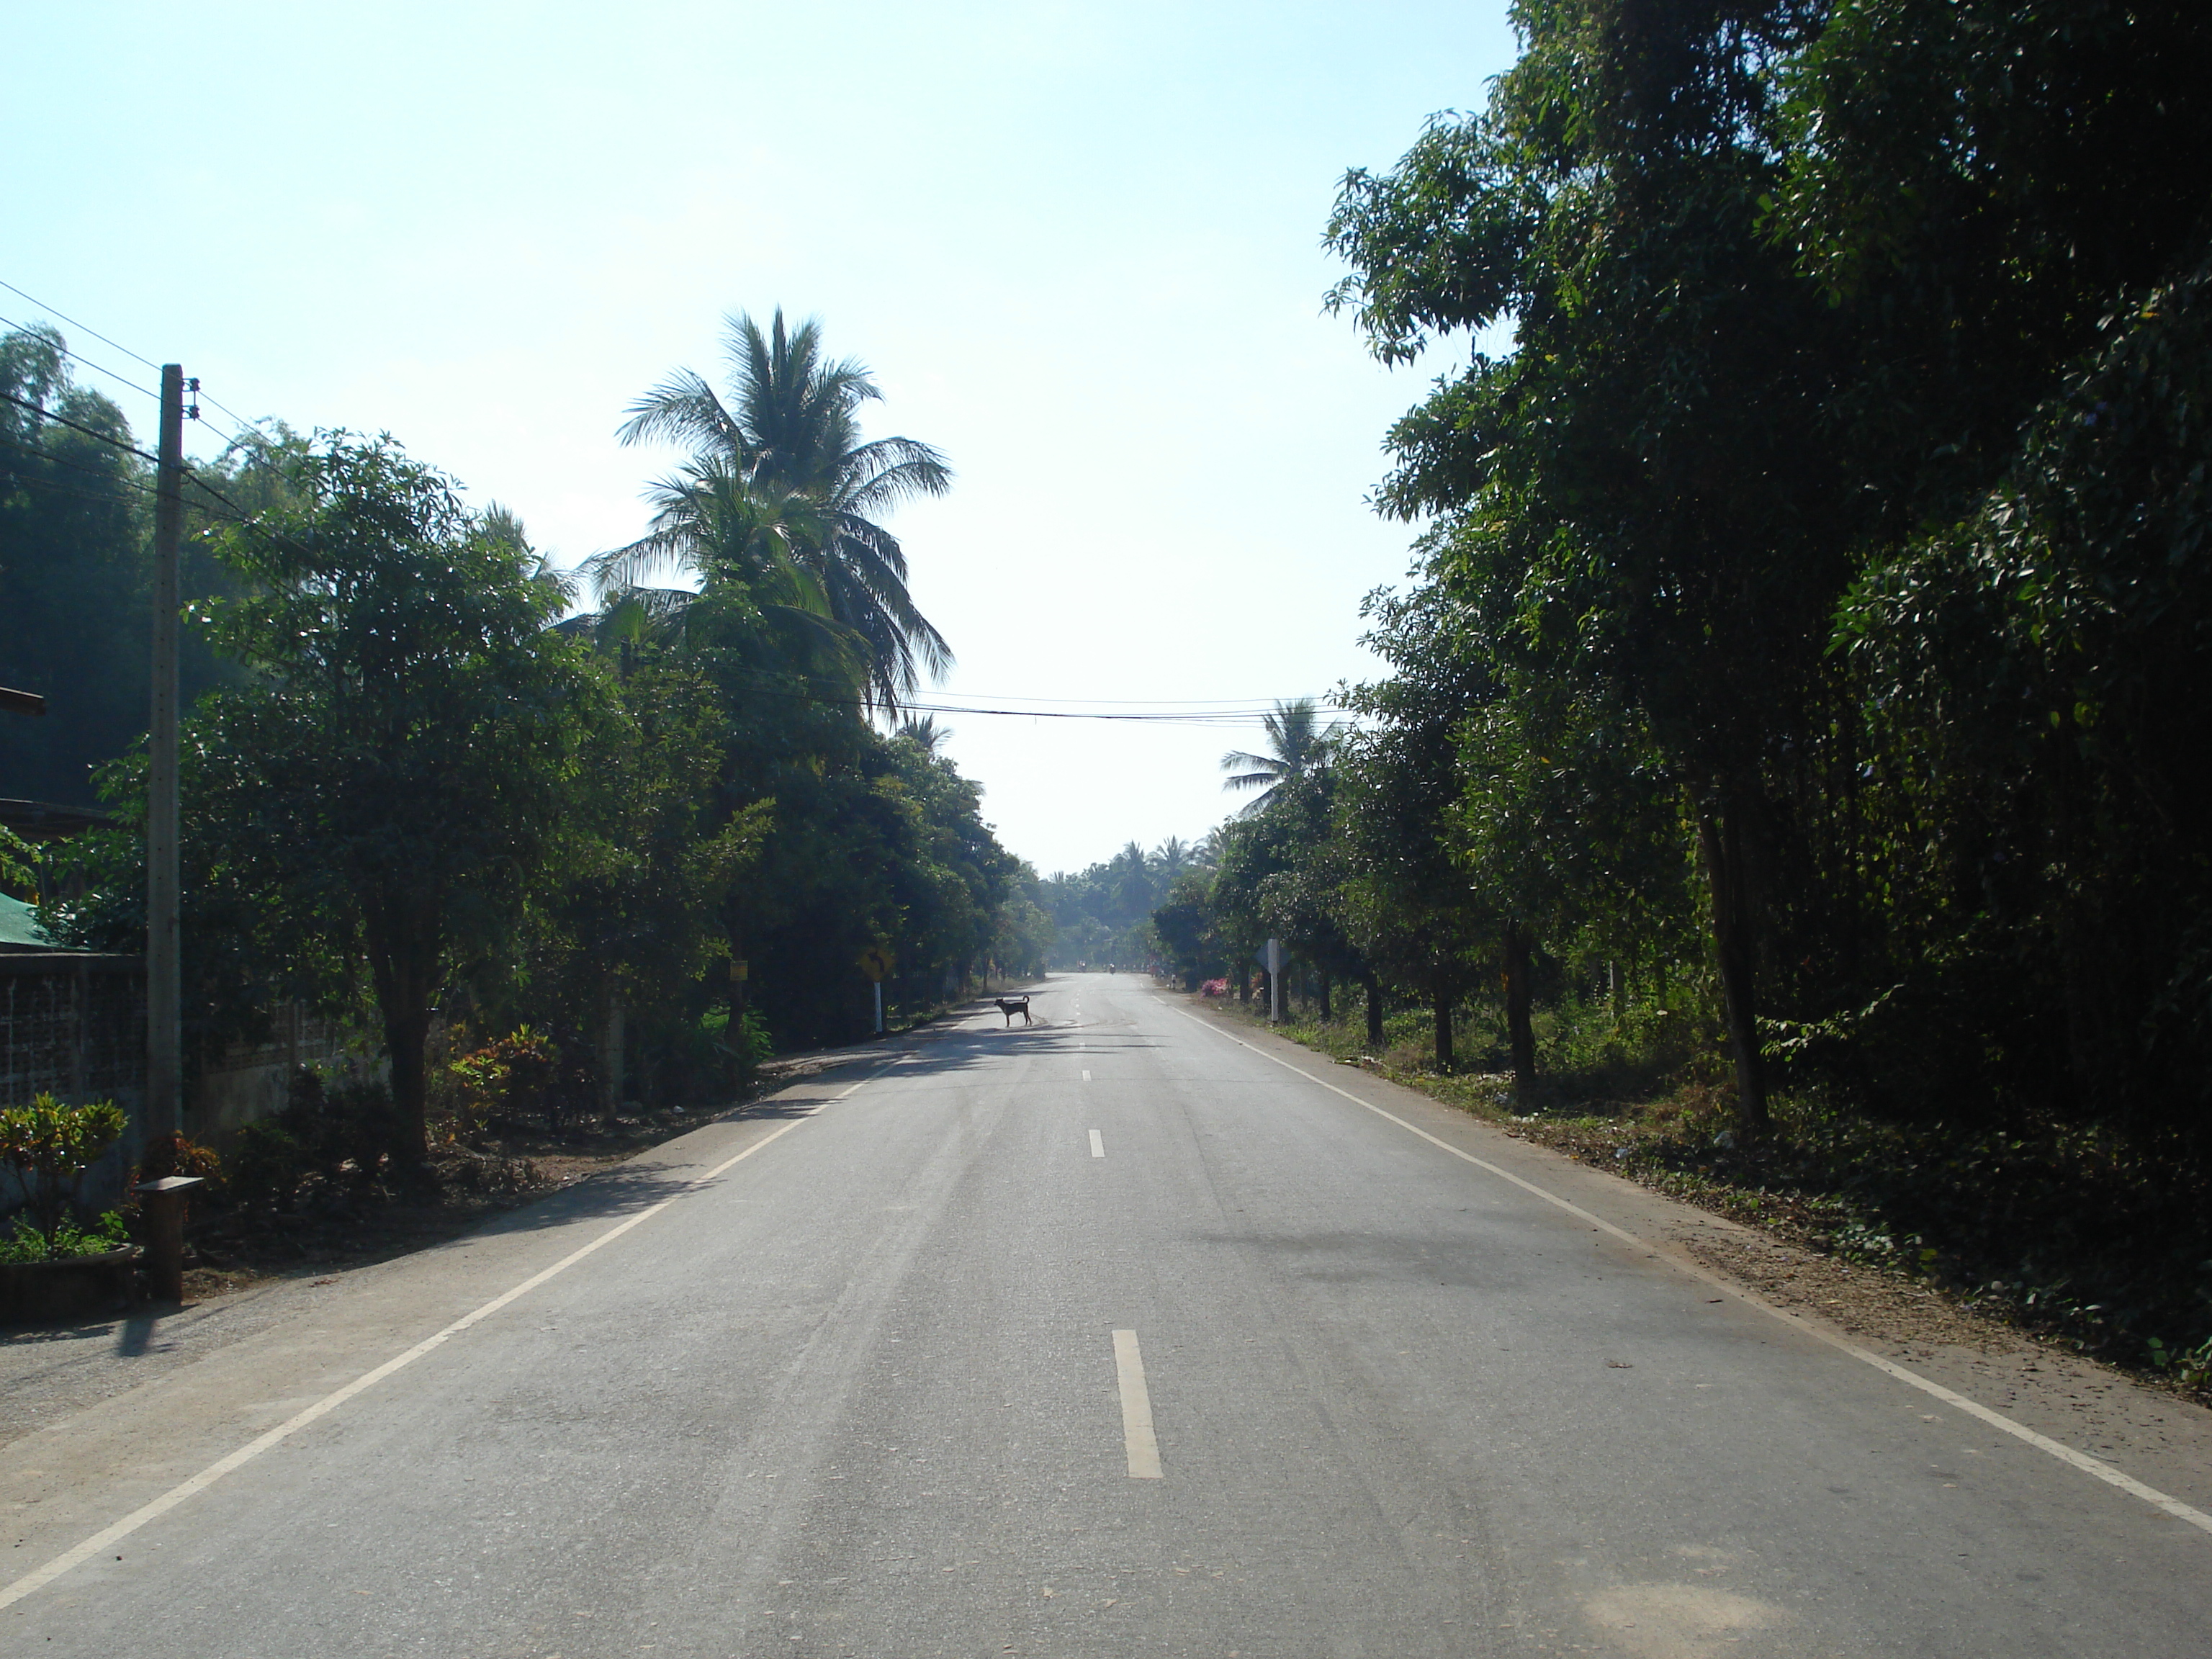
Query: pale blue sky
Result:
<box><xmin>4</xmin><ymin>1</ymin><xmax>1516</xmax><ymax>874</ymax></box>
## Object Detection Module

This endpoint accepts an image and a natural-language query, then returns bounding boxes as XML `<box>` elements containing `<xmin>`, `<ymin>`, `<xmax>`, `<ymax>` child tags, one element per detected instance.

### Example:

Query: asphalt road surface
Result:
<box><xmin>5</xmin><ymin>973</ymin><xmax>2209</xmax><ymax>1657</ymax></box>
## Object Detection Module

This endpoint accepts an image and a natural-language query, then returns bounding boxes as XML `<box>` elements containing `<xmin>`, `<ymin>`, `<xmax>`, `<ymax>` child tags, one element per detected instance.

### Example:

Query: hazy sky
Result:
<box><xmin>5</xmin><ymin>1</ymin><xmax>1516</xmax><ymax>876</ymax></box>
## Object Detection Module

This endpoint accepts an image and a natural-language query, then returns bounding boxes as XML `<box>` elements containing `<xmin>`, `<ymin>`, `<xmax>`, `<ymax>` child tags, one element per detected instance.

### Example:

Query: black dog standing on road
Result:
<box><xmin>993</xmin><ymin>995</ymin><xmax>1032</xmax><ymax>1026</ymax></box>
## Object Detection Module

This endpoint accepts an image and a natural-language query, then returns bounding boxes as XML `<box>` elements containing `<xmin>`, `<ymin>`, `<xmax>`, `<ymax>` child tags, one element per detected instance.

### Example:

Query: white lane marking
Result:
<box><xmin>1082</xmin><ymin>1069</ymin><xmax>1092</xmax><ymax>1082</ymax></box>
<box><xmin>0</xmin><ymin>1058</ymin><xmax>903</xmax><ymax>1612</ymax></box>
<box><xmin>1089</xmin><ymin>1129</ymin><xmax>1105</xmax><ymax>1159</ymax></box>
<box><xmin>1112</xmin><ymin>1330</ymin><xmax>1162</xmax><ymax>1479</ymax></box>
<box><xmin>1166</xmin><ymin>1004</ymin><xmax>2212</xmax><ymax>1539</ymax></box>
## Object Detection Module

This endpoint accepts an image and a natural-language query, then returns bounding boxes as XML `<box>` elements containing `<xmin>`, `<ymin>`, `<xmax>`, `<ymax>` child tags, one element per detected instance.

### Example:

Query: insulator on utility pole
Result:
<box><xmin>147</xmin><ymin>364</ymin><xmax>184</xmax><ymax>1138</ymax></box>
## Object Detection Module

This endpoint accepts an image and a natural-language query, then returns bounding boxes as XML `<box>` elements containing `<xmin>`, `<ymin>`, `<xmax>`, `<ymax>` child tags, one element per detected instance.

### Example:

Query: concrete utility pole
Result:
<box><xmin>146</xmin><ymin>364</ymin><xmax>183</xmax><ymax>1138</ymax></box>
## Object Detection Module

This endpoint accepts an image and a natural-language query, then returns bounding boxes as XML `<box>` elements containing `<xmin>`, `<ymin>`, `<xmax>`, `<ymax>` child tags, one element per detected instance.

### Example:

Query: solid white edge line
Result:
<box><xmin>1164</xmin><ymin>1002</ymin><xmax>2212</xmax><ymax>1538</ymax></box>
<box><xmin>1113</xmin><ymin>1328</ymin><xmax>1162</xmax><ymax>1479</ymax></box>
<box><xmin>0</xmin><ymin>1055</ymin><xmax>904</xmax><ymax>1613</ymax></box>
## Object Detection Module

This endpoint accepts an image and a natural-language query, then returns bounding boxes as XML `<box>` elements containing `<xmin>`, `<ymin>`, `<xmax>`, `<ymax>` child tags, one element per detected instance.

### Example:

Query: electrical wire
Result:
<box><xmin>0</xmin><ymin>313</ymin><xmax>162</xmax><ymax>403</ymax></box>
<box><xmin>894</xmin><ymin>691</ymin><xmax>1339</xmax><ymax>707</ymax></box>
<box><xmin>0</xmin><ymin>432</ymin><xmax>163</xmax><ymax>501</ymax></box>
<box><xmin>0</xmin><ymin>390</ymin><xmax>163</xmax><ymax>465</ymax></box>
<box><xmin>0</xmin><ymin>472</ymin><xmax>159</xmax><ymax>514</ymax></box>
<box><xmin>635</xmin><ymin>675</ymin><xmax>1349</xmax><ymax>727</ymax></box>
<box><xmin>194</xmin><ymin>392</ymin><xmax>277</xmax><ymax>447</ymax></box>
<box><xmin>0</xmin><ymin>278</ymin><xmax>163</xmax><ymax>371</ymax></box>
<box><xmin>0</xmin><ymin>391</ymin><xmax>258</xmax><ymax>529</ymax></box>
<box><xmin>0</xmin><ymin>279</ymin><xmax>274</xmax><ymax>456</ymax></box>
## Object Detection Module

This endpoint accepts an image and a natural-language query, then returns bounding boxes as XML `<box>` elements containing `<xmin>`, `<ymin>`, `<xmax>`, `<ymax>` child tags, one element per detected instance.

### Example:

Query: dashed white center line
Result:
<box><xmin>1082</xmin><ymin>1069</ymin><xmax>1092</xmax><ymax>1082</ymax></box>
<box><xmin>1112</xmin><ymin>1330</ymin><xmax>1161</xmax><ymax>1479</ymax></box>
<box><xmin>1089</xmin><ymin>1129</ymin><xmax>1105</xmax><ymax>1159</ymax></box>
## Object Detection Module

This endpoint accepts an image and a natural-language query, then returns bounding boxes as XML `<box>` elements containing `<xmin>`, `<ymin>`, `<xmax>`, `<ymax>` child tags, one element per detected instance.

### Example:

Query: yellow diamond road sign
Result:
<box><xmin>858</xmin><ymin>945</ymin><xmax>894</xmax><ymax>982</ymax></box>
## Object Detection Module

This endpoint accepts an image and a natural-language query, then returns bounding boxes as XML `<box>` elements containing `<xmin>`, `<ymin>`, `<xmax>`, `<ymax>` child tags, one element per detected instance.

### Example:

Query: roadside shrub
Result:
<box><xmin>0</xmin><ymin>1094</ymin><xmax>127</xmax><ymax>1238</ymax></box>
<box><xmin>126</xmin><ymin>1132</ymin><xmax>226</xmax><ymax>1204</ymax></box>
<box><xmin>228</xmin><ymin>1068</ymin><xmax>397</xmax><ymax>1212</ymax></box>
<box><xmin>447</xmin><ymin>1025</ymin><xmax>577</xmax><ymax>1130</ymax></box>
<box><xmin>228</xmin><ymin>1123</ymin><xmax>309</xmax><ymax>1213</ymax></box>
<box><xmin>0</xmin><ymin>1208</ymin><xmax>129</xmax><ymax>1263</ymax></box>
<box><xmin>695</xmin><ymin>1007</ymin><xmax>775</xmax><ymax>1094</ymax></box>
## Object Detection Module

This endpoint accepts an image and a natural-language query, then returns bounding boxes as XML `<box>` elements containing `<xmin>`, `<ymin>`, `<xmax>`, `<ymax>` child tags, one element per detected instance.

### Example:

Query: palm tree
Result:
<box><xmin>1107</xmin><ymin>840</ymin><xmax>1154</xmax><ymax>927</ymax></box>
<box><xmin>896</xmin><ymin>714</ymin><xmax>954</xmax><ymax>756</ymax></box>
<box><xmin>1151</xmin><ymin>836</ymin><xmax>1192</xmax><ymax>886</ymax></box>
<box><xmin>609</xmin><ymin>309</ymin><xmax>953</xmax><ymax>708</ymax></box>
<box><xmin>580</xmin><ymin>457</ymin><xmax>877</xmax><ymax>706</ymax></box>
<box><xmin>1220</xmin><ymin>699</ymin><xmax>1345</xmax><ymax>816</ymax></box>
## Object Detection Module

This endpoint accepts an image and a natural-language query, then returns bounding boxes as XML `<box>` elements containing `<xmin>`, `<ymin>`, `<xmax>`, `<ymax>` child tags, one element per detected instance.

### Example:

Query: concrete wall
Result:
<box><xmin>194</xmin><ymin>1002</ymin><xmax>356</xmax><ymax>1143</ymax></box>
<box><xmin>0</xmin><ymin>951</ymin><xmax>351</xmax><ymax>1220</ymax></box>
<box><xmin>0</xmin><ymin>951</ymin><xmax>148</xmax><ymax>1220</ymax></box>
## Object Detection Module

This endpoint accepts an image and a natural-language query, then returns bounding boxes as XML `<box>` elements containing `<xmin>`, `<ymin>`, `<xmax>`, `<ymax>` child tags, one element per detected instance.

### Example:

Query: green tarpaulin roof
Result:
<box><xmin>0</xmin><ymin>893</ymin><xmax>55</xmax><ymax>949</ymax></box>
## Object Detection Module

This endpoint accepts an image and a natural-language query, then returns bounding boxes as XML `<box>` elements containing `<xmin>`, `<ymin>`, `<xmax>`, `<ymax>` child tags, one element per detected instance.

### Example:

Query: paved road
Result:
<box><xmin>5</xmin><ymin>974</ymin><xmax>2210</xmax><ymax>1656</ymax></box>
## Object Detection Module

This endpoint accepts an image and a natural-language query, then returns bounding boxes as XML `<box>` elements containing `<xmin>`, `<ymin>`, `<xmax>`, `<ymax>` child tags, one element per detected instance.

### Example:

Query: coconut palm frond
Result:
<box><xmin>615</xmin><ymin>368</ymin><xmax>747</xmax><ymax>457</ymax></box>
<box><xmin>580</xmin><ymin>528</ymin><xmax>697</xmax><ymax>601</ymax></box>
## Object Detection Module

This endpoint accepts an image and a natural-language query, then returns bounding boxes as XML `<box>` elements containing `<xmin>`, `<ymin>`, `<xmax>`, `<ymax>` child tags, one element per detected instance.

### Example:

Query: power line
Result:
<box><xmin>0</xmin><ymin>389</ymin><xmax>163</xmax><ymax>465</ymax></box>
<box><xmin>0</xmin><ymin>471</ymin><xmax>158</xmax><ymax>514</ymax></box>
<box><xmin>899</xmin><ymin>703</ymin><xmax>1352</xmax><ymax>726</ymax></box>
<box><xmin>0</xmin><ymin>431</ymin><xmax>165</xmax><ymax>501</ymax></box>
<box><xmin>0</xmin><ymin>278</ymin><xmax>163</xmax><ymax>371</ymax></box>
<box><xmin>904</xmin><ymin>691</ymin><xmax>1339</xmax><ymax>708</ymax></box>
<box><xmin>0</xmin><ymin>428</ymin><xmax>264</xmax><ymax>539</ymax></box>
<box><xmin>671</xmin><ymin>675</ymin><xmax>1349</xmax><ymax>727</ymax></box>
<box><xmin>0</xmin><ymin>279</ymin><xmax>273</xmax><ymax>454</ymax></box>
<box><xmin>0</xmin><ymin>313</ymin><xmax>163</xmax><ymax>402</ymax></box>
<box><xmin>194</xmin><ymin>392</ymin><xmax>276</xmax><ymax>446</ymax></box>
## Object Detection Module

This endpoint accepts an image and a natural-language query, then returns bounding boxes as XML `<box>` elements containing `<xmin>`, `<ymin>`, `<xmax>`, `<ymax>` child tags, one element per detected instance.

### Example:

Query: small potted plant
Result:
<box><xmin>0</xmin><ymin>1093</ymin><xmax>138</xmax><ymax>1321</ymax></box>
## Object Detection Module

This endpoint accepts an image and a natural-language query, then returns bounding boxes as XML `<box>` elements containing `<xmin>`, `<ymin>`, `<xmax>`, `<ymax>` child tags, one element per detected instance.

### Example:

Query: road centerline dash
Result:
<box><xmin>1089</xmin><ymin>1129</ymin><xmax>1105</xmax><ymax>1159</ymax></box>
<box><xmin>1112</xmin><ymin>1329</ymin><xmax>1162</xmax><ymax>1478</ymax></box>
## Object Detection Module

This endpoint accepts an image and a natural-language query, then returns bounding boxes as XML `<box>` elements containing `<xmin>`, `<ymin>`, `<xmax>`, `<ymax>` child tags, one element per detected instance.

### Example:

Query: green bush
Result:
<box><xmin>228</xmin><ymin>1122</ymin><xmax>309</xmax><ymax>1213</ymax></box>
<box><xmin>0</xmin><ymin>1093</ymin><xmax>128</xmax><ymax>1238</ymax></box>
<box><xmin>0</xmin><ymin>1208</ymin><xmax>128</xmax><ymax>1264</ymax></box>
<box><xmin>228</xmin><ymin>1068</ymin><xmax>400</xmax><ymax>1212</ymax></box>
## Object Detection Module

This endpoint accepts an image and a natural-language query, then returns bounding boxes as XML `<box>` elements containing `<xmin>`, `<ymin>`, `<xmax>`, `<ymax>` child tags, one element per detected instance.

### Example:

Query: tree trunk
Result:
<box><xmin>364</xmin><ymin>900</ymin><xmax>438</xmax><ymax>1164</ymax></box>
<box><xmin>1365</xmin><ymin>974</ymin><xmax>1385</xmax><ymax>1048</ymax></box>
<box><xmin>1503</xmin><ymin>920</ymin><xmax>1535</xmax><ymax>1097</ymax></box>
<box><xmin>1318</xmin><ymin>971</ymin><xmax>1332</xmax><ymax>1021</ymax></box>
<box><xmin>1431</xmin><ymin>984</ymin><xmax>1455</xmax><ymax>1072</ymax></box>
<box><xmin>382</xmin><ymin>996</ymin><xmax>433</xmax><ymax>1164</ymax></box>
<box><xmin>601</xmin><ymin>997</ymin><xmax>626</xmax><ymax>1120</ymax></box>
<box><xmin>1694</xmin><ymin>795</ymin><xmax>1769</xmax><ymax>1133</ymax></box>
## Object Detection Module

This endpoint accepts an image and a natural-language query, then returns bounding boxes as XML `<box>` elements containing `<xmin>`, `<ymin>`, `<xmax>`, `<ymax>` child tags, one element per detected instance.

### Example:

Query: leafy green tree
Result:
<box><xmin>193</xmin><ymin>435</ymin><xmax>591</xmax><ymax>1160</ymax></box>
<box><xmin>0</xmin><ymin>325</ymin><xmax>246</xmax><ymax>805</ymax></box>
<box><xmin>1326</xmin><ymin>0</ymin><xmax>1869</xmax><ymax>1127</ymax></box>
<box><xmin>1150</xmin><ymin>869</ymin><xmax>1219</xmax><ymax>991</ymax></box>
<box><xmin>1838</xmin><ymin>257</ymin><xmax>2212</xmax><ymax>1132</ymax></box>
<box><xmin>896</xmin><ymin>714</ymin><xmax>953</xmax><ymax>757</ymax></box>
<box><xmin>521</xmin><ymin>652</ymin><xmax>767</xmax><ymax>1109</ymax></box>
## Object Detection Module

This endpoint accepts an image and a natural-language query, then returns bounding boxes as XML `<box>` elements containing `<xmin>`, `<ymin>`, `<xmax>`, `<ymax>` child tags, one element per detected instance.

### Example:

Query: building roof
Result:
<box><xmin>0</xmin><ymin>799</ymin><xmax>114</xmax><ymax>842</ymax></box>
<box><xmin>0</xmin><ymin>892</ymin><xmax>56</xmax><ymax>950</ymax></box>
